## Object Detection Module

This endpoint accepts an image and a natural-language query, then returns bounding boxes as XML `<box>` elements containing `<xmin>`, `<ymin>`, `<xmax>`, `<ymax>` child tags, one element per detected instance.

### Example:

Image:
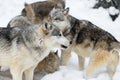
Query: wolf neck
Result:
<box><xmin>21</xmin><ymin>27</ymin><xmax>52</xmax><ymax>62</ymax></box>
<box><xmin>29</xmin><ymin>46</ymin><xmax>51</xmax><ymax>62</ymax></box>
<box><xmin>58</xmin><ymin>17</ymin><xmax>71</xmax><ymax>32</ymax></box>
<box><xmin>68</xmin><ymin>15</ymin><xmax>81</xmax><ymax>33</ymax></box>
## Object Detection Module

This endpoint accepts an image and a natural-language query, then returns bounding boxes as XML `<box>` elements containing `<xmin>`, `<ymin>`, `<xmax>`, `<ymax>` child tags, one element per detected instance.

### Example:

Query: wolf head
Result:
<box><xmin>40</xmin><ymin>22</ymin><xmax>70</xmax><ymax>49</ymax></box>
<box><xmin>22</xmin><ymin>22</ymin><xmax>70</xmax><ymax>50</ymax></box>
<box><xmin>49</xmin><ymin>7</ymin><xmax>71</xmax><ymax>33</ymax></box>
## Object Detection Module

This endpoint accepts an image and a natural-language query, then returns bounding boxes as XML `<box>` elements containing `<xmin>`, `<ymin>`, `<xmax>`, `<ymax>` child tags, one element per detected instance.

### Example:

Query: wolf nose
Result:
<box><xmin>45</xmin><ymin>22</ymin><xmax>48</xmax><ymax>28</ymax></box>
<box><xmin>70</xmin><ymin>41</ymin><xmax>72</xmax><ymax>44</ymax></box>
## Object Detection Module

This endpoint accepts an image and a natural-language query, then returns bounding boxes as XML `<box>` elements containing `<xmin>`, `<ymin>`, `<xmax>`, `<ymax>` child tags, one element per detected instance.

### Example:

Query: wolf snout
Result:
<box><xmin>61</xmin><ymin>41</ymin><xmax>71</xmax><ymax>49</ymax></box>
<box><xmin>61</xmin><ymin>45</ymin><xmax>68</xmax><ymax>49</ymax></box>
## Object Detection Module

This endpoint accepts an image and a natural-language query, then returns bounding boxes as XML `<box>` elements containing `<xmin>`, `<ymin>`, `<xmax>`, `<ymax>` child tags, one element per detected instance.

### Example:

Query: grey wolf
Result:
<box><xmin>7</xmin><ymin>1</ymin><xmax>65</xmax><ymax>73</ymax></box>
<box><xmin>0</xmin><ymin>22</ymin><xmax>70</xmax><ymax>80</ymax></box>
<box><xmin>7</xmin><ymin>17</ymin><xmax>60</xmax><ymax>74</ymax></box>
<box><xmin>49</xmin><ymin>8</ymin><xmax>120</xmax><ymax>80</ymax></box>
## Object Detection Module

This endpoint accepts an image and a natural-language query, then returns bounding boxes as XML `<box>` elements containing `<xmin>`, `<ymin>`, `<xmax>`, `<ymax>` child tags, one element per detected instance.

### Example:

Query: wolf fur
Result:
<box><xmin>49</xmin><ymin>7</ymin><xmax>71</xmax><ymax>34</ymax></box>
<box><xmin>7</xmin><ymin>0</ymin><xmax>65</xmax><ymax>27</ymax></box>
<box><xmin>7</xmin><ymin>15</ymin><xmax>31</xmax><ymax>28</ymax></box>
<box><xmin>21</xmin><ymin>0</ymin><xmax>65</xmax><ymax>22</ymax></box>
<box><xmin>0</xmin><ymin>22</ymin><xmax>69</xmax><ymax>80</ymax></box>
<box><xmin>35</xmin><ymin>50</ymin><xmax>60</xmax><ymax>73</ymax></box>
<box><xmin>49</xmin><ymin>8</ymin><xmax>120</xmax><ymax>80</ymax></box>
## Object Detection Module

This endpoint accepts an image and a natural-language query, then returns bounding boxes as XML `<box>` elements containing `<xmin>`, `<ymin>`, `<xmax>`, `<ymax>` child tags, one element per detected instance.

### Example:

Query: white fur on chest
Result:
<box><xmin>0</xmin><ymin>46</ymin><xmax>52</xmax><ymax>72</ymax></box>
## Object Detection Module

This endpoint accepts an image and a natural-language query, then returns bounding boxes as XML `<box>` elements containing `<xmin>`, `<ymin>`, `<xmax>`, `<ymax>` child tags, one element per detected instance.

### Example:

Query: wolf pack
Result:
<box><xmin>0</xmin><ymin>0</ymin><xmax>120</xmax><ymax>80</ymax></box>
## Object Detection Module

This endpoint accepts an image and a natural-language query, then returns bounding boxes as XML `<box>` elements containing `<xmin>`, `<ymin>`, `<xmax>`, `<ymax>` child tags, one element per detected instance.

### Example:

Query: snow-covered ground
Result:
<box><xmin>0</xmin><ymin>0</ymin><xmax>120</xmax><ymax>80</ymax></box>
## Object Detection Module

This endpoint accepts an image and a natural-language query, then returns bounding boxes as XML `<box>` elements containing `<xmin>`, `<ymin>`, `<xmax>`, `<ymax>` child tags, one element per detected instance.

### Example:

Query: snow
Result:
<box><xmin>0</xmin><ymin>0</ymin><xmax>120</xmax><ymax>80</ymax></box>
<box><xmin>108</xmin><ymin>6</ymin><xmax>119</xmax><ymax>15</ymax></box>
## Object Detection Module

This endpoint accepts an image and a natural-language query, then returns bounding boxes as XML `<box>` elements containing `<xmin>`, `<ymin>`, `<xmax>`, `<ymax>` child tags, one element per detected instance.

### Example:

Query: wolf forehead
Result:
<box><xmin>51</xmin><ymin>27</ymin><xmax>61</xmax><ymax>36</ymax></box>
<box><xmin>45</xmin><ymin>23</ymin><xmax>62</xmax><ymax>35</ymax></box>
<box><xmin>49</xmin><ymin>8</ymin><xmax>65</xmax><ymax>20</ymax></box>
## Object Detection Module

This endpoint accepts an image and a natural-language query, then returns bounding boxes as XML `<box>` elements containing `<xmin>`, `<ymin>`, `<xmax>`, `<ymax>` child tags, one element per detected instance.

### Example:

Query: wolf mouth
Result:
<box><xmin>61</xmin><ymin>45</ymin><xmax>68</xmax><ymax>49</ymax></box>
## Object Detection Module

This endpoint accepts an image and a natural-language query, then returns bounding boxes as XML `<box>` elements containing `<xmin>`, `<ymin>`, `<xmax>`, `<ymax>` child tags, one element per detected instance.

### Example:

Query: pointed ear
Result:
<box><xmin>54</xmin><ymin>50</ymin><xmax>58</xmax><ymax>55</ymax></box>
<box><xmin>41</xmin><ymin>23</ymin><xmax>53</xmax><ymax>35</ymax></box>
<box><xmin>50</xmin><ymin>7</ymin><xmax>57</xmax><ymax>14</ymax></box>
<box><xmin>24</xmin><ymin>3</ymin><xmax>35</xmax><ymax>22</ymax></box>
<box><xmin>45</xmin><ymin>23</ymin><xmax>53</xmax><ymax>30</ymax></box>
<box><xmin>63</xmin><ymin>7</ymin><xmax>69</xmax><ymax>15</ymax></box>
<box><xmin>47</xmin><ymin>16</ymin><xmax>52</xmax><ymax>22</ymax></box>
<box><xmin>24</xmin><ymin>3</ymin><xmax>29</xmax><ymax>7</ymax></box>
<box><xmin>52</xmin><ymin>7</ymin><xmax>57</xmax><ymax>11</ymax></box>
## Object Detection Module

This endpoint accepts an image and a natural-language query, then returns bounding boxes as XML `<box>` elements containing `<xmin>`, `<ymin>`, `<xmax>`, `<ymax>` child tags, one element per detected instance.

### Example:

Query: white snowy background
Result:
<box><xmin>0</xmin><ymin>0</ymin><xmax>120</xmax><ymax>80</ymax></box>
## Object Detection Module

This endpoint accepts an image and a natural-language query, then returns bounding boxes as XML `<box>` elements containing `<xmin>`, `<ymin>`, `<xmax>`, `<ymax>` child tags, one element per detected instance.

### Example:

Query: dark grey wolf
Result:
<box><xmin>0</xmin><ymin>22</ymin><xmax>70</xmax><ymax>80</ymax></box>
<box><xmin>49</xmin><ymin>8</ymin><xmax>120</xmax><ymax>80</ymax></box>
<box><xmin>21</xmin><ymin>0</ymin><xmax>65</xmax><ymax>21</ymax></box>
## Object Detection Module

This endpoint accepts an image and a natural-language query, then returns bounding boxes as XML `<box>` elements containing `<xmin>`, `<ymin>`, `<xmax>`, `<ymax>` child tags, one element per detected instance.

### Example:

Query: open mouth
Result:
<box><xmin>61</xmin><ymin>45</ymin><xmax>68</xmax><ymax>49</ymax></box>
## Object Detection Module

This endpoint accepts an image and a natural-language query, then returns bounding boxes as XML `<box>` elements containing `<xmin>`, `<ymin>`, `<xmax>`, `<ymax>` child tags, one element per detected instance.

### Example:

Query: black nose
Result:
<box><xmin>45</xmin><ymin>23</ymin><xmax>48</xmax><ymax>29</ymax></box>
<box><xmin>70</xmin><ymin>41</ymin><xmax>72</xmax><ymax>44</ymax></box>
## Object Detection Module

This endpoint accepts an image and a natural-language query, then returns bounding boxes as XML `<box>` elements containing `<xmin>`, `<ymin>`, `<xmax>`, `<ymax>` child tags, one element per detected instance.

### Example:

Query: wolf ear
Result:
<box><xmin>45</xmin><ymin>23</ymin><xmax>53</xmax><ymax>30</ymax></box>
<box><xmin>50</xmin><ymin>7</ymin><xmax>57</xmax><ymax>15</ymax></box>
<box><xmin>24</xmin><ymin>3</ymin><xmax>35</xmax><ymax>22</ymax></box>
<box><xmin>63</xmin><ymin>7</ymin><xmax>69</xmax><ymax>15</ymax></box>
<box><xmin>52</xmin><ymin>7</ymin><xmax>57</xmax><ymax>11</ymax></box>
<box><xmin>42</xmin><ymin>23</ymin><xmax>53</xmax><ymax>35</ymax></box>
<box><xmin>54</xmin><ymin>50</ymin><xmax>58</xmax><ymax>55</ymax></box>
<box><xmin>47</xmin><ymin>16</ymin><xmax>52</xmax><ymax>22</ymax></box>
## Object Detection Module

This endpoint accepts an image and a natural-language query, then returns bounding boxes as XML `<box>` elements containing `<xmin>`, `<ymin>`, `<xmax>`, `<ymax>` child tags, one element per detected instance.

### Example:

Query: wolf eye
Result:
<box><xmin>54</xmin><ymin>18</ymin><xmax>59</xmax><ymax>20</ymax></box>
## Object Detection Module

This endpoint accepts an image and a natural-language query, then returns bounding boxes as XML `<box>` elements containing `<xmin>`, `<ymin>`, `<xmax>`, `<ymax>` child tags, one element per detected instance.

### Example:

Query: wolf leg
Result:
<box><xmin>10</xmin><ymin>66</ymin><xmax>23</xmax><ymax>80</ymax></box>
<box><xmin>74</xmin><ymin>48</ymin><xmax>85</xmax><ymax>70</ymax></box>
<box><xmin>24</xmin><ymin>65</ymin><xmax>37</xmax><ymax>80</ymax></box>
<box><xmin>107</xmin><ymin>50</ymin><xmax>119</xmax><ymax>80</ymax></box>
<box><xmin>78</xmin><ymin>56</ymin><xmax>85</xmax><ymax>70</ymax></box>
<box><xmin>61</xmin><ymin>46</ymin><xmax>72</xmax><ymax>66</ymax></box>
<box><xmin>86</xmin><ymin>50</ymin><xmax>110</xmax><ymax>80</ymax></box>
